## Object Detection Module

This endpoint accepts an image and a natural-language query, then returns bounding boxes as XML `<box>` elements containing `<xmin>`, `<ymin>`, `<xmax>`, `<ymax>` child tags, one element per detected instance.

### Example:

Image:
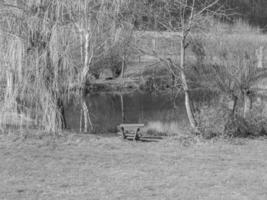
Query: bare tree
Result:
<box><xmin>209</xmin><ymin>56</ymin><xmax>267</xmax><ymax>119</ymax></box>
<box><xmin>141</xmin><ymin>0</ymin><xmax>224</xmax><ymax>131</ymax></box>
<box><xmin>69</xmin><ymin>0</ymin><xmax>131</xmax><ymax>132</ymax></box>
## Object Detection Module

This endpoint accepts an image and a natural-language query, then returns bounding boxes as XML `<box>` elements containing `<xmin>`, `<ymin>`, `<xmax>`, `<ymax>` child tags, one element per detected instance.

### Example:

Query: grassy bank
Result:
<box><xmin>1</xmin><ymin>131</ymin><xmax>267</xmax><ymax>200</ymax></box>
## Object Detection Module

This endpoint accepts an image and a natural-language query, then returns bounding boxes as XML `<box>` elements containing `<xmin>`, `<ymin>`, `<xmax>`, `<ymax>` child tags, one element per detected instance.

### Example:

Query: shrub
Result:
<box><xmin>195</xmin><ymin>97</ymin><xmax>267</xmax><ymax>139</ymax></box>
<box><xmin>224</xmin><ymin>114</ymin><xmax>251</xmax><ymax>138</ymax></box>
<box><xmin>90</xmin><ymin>53</ymin><xmax>123</xmax><ymax>79</ymax></box>
<box><xmin>244</xmin><ymin>99</ymin><xmax>267</xmax><ymax>137</ymax></box>
<box><xmin>144</xmin><ymin>121</ymin><xmax>187</xmax><ymax>137</ymax></box>
<box><xmin>195</xmin><ymin>104</ymin><xmax>228</xmax><ymax>139</ymax></box>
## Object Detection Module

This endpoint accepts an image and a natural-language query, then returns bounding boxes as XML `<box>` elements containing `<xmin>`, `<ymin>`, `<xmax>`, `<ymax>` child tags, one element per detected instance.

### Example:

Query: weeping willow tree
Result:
<box><xmin>0</xmin><ymin>1</ymin><xmax>75</xmax><ymax>132</ymax></box>
<box><xmin>0</xmin><ymin>0</ymin><xmax>131</xmax><ymax>133</ymax></box>
<box><xmin>0</xmin><ymin>2</ymin><xmax>27</xmax><ymax>128</ymax></box>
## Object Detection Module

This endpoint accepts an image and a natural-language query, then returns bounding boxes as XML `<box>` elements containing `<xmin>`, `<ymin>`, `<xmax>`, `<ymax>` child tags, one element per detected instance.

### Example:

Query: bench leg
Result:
<box><xmin>134</xmin><ymin>128</ymin><xmax>141</xmax><ymax>141</ymax></box>
<box><xmin>121</xmin><ymin>127</ymin><xmax>127</xmax><ymax>139</ymax></box>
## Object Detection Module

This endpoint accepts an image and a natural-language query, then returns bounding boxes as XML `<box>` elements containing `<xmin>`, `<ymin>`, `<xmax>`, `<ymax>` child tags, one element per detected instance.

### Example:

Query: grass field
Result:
<box><xmin>0</xmin><ymin>132</ymin><xmax>267</xmax><ymax>200</ymax></box>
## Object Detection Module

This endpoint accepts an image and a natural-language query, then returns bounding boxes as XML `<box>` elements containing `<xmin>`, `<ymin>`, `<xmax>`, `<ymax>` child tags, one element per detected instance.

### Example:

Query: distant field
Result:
<box><xmin>131</xmin><ymin>31</ymin><xmax>267</xmax><ymax>63</ymax></box>
<box><xmin>1</xmin><ymin>132</ymin><xmax>267</xmax><ymax>200</ymax></box>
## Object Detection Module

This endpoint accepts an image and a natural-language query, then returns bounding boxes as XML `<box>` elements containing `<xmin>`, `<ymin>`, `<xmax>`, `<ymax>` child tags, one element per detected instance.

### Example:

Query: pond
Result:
<box><xmin>64</xmin><ymin>90</ymin><xmax>219</xmax><ymax>134</ymax></box>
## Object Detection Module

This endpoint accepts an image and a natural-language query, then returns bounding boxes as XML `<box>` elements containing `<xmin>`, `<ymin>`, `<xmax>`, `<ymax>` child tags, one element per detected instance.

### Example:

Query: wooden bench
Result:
<box><xmin>119</xmin><ymin>123</ymin><xmax>163</xmax><ymax>141</ymax></box>
<box><xmin>119</xmin><ymin>123</ymin><xmax>145</xmax><ymax>141</ymax></box>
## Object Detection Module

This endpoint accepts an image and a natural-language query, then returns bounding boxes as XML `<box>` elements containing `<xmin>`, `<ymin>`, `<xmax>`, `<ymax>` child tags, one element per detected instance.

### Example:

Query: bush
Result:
<box><xmin>195</xmin><ymin>97</ymin><xmax>267</xmax><ymax>139</ymax></box>
<box><xmin>195</xmin><ymin>105</ymin><xmax>228</xmax><ymax>139</ymax></box>
<box><xmin>224</xmin><ymin>114</ymin><xmax>251</xmax><ymax>138</ymax></box>
<box><xmin>90</xmin><ymin>53</ymin><xmax>123</xmax><ymax>79</ymax></box>
<box><xmin>244</xmin><ymin>99</ymin><xmax>267</xmax><ymax>137</ymax></box>
<box><xmin>144</xmin><ymin>121</ymin><xmax>187</xmax><ymax>137</ymax></box>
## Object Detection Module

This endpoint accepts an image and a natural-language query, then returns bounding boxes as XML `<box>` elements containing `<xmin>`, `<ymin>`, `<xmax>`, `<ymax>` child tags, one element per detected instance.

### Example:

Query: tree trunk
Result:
<box><xmin>232</xmin><ymin>95</ymin><xmax>238</xmax><ymax>116</ymax></box>
<box><xmin>57</xmin><ymin>98</ymin><xmax>66</xmax><ymax>129</ymax></box>
<box><xmin>82</xmin><ymin>97</ymin><xmax>88</xmax><ymax>132</ymax></box>
<box><xmin>256</xmin><ymin>46</ymin><xmax>264</xmax><ymax>68</ymax></box>
<box><xmin>120</xmin><ymin>54</ymin><xmax>125</xmax><ymax>79</ymax></box>
<box><xmin>81</xmin><ymin>33</ymin><xmax>90</xmax><ymax>84</ymax></box>
<box><xmin>80</xmin><ymin>32</ymin><xmax>93</xmax><ymax>133</ymax></box>
<box><xmin>243</xmin><ymin>93</ymin><xmax>251</xmax><ymax>118</ymax></box>
<box><xmin>5</xmin><ymin>70</ymin><xmax>15</xmax><ymax>103</ymax></box>
<box><xmin>180</xmin><ymin>37</ymin><xmax>197</xmax><ymax>130</ymax></box>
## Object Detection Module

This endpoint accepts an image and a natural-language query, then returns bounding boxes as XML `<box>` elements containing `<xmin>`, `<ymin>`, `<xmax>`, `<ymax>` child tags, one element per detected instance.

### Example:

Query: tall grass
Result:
<box><xmin>144</xmin><ymin>121</ymin><xmax>189</xmax><ymax>136</ymax></box>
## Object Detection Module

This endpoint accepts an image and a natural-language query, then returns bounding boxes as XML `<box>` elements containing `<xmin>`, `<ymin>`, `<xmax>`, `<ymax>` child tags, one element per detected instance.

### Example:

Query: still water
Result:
<box><xmin>64</xmin><ymin>90</ymin><xmax>218</xmax><ymax>133</ymax></box>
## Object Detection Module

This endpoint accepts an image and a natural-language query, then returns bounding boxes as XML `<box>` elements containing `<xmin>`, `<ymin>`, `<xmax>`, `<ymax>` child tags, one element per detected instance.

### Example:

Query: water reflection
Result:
<box><xmin>64</xmin><ymin>90</ymin><xmax>218</xmax><ymax>133</ymax></box>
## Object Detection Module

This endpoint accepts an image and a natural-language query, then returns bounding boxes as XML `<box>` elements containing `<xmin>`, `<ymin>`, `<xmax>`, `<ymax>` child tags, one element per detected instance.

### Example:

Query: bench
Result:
<box><xmin>119</xmin><ymin>123</ymin><xmax>145</xmax><ymax>141</ymax></box>
<box><xmin>119</xmin><ymin>123</ymin><xmax>163</xmax><ymax>141</ymax></box>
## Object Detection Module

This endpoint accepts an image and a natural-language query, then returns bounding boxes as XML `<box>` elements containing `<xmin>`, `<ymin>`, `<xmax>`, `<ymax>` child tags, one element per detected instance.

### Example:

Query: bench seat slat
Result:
<box><xmin>124</xmin><ymin>135</ymin><xmax>163</xmax><ymax>140</ymax></box>
<box><xmin>120</xmin><ymin>124</ymin><xmax>144</xmax><ymax>128</ymax></box>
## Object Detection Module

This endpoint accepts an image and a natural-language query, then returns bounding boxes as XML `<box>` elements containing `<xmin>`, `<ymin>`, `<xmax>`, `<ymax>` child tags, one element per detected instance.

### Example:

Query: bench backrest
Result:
<box><xmin>119</xmin><ymin>124</ymin><xmax>145</xmax><ymax>129</ymax></box>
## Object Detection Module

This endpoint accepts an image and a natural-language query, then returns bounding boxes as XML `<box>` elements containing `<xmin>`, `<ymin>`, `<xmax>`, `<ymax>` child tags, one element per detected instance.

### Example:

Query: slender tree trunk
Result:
<box><xmin>81</xmin><ymin>33</ymin><xmax>89</xmax><ymax>133</ymax></box>
<box><xmin>5</xmin><ymin>70</ymin><xmax>15</xmax><ymax>103</ymax></box>
<box><xmin>45</xmin><ymin>50</ymin><xmax>66</xmax><ymax>132</ymax></box>
<box><xmin>180</xmin><ymin>37</ymin><xmax>197</xmax><ymax>130</ymax></box>
<box><xmin>120</xmin><ymin>54</ymin><xmax>125</xmax><ymax>79</ymax></box>
<box><xmin>232</xmin><ymin>95</ymin><xmax>238</xmax><ymax>116</ymax></box>
<box><xmin>82</xmin><ymin>97</ymin><xmax>88</xmax><ymax>132</ymax></box>
<box><xmin>57</xmin><ymin>98</ymin><xmax>66</xmax><ymax>129</ymax></box>
<box><xmin>81</xmin><ymin>33</ymin><xmax>90</xmax><ymax>85</ymax></box>
<box><xmin>153</xmin><ymin>14</ymin><xmax>157</xmax><ymax>30</ymax></box>
<box><xmin>80</xmin><ymin>32</ymin><xmax>93</xmax><ymax>132</ymax></box>
<box><xmin>120</xmin><ymin>94</ymin><xmax>124</xmax><ymax>123</ymax></box>
<box><xmin>256</xmin><ymin>46</ymin><xmax>264</xmax><ymax>68</ymax></box>
<box><xmin>243</xmin><ymin>92</ymin><xmax>251</xmax><ymax>118</ymax></box>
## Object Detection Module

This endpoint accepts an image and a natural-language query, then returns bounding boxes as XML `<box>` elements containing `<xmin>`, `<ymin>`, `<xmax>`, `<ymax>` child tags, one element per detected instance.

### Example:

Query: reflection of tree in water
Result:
<box><xmin>87</xmin><ymin>93</ymin><xmax>121</xmax><ymax>133</ymax></box>
<box><xmin>65</xmin><ymin>91</ymin><xmax>219</xmax><ymax>133</ymax></box>
<box><xmin>123</xmin><ymin>92</ymin><xmax>184</xmax><ymax>124</ymax></box>
<box><xmin>120</xmin><ymin>94</ymin><xmax>125</xmax><ymax>123</ymax></box>
<box><xmin>80</xmin><ymin>95</ymin><xmax>93</xmax><ymax>133</ymax></box>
